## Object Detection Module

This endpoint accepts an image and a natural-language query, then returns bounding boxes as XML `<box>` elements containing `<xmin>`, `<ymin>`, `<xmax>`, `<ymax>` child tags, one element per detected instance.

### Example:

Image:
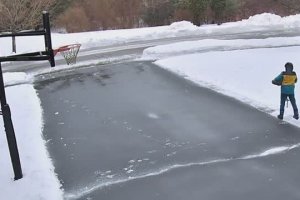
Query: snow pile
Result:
<box><xmin>142</xmin><ymin>37</ymin><xmax>300</xmax><ymax>60</ymax></box>
<box><xmin>200</xmin><ymin>13</ymin><xmax>300</xmax><ymax>34</ymax></box>
<box><xmin>284</xmin><ymin>14</ymin><xmax>300</xmax><ymax>28</ymax></box>
<box><xmin>3</xmin><ymin>72</ymin><xmax>32</xmax><ymax>86</ymax></box>
<box><xmin>246</xmin><ymin>13</ymin><xmax>300</xmax><ymax>28</ymax></box>
<box><xmin>169</xmin><ymin>21</ymin><xmax>199</xmax><ymax>31</ymax></box>
<box><xmin>1</xmin><ymin>13</ymin><xmax>300</xmax><ymax>57</ymax></box>
<box><xmin>0</xmin><ymin>73</ymin><xmax>63</xmax><ymax>200</ymax></box>
<box><xmin>240</xmin><ymin>13</ymin><xmax>283</xmax><ymax>26</ymax></box>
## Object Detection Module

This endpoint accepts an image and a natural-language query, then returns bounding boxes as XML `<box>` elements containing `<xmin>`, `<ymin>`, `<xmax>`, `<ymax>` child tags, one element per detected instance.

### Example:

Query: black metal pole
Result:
<box><xmin>43</xmin><ymin>11</ymin><xmax>55</xmax><ymax>67</ymax></box>
<box><xmin>0</xmin><ymin>62</ymin><xmax>23</xmax><ymax>180</ymax></box>
<box><xmin>0</xmin><ymin>30</ymin><xmax>45</xmax><ymax>37</ymax></box>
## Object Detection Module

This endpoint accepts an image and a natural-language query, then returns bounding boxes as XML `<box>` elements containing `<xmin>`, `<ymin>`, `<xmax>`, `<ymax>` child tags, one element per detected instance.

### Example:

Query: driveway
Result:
<box><xmin>35</xmin><ymin>61</ymin><xmax>300</xmax><ymax>200</ymax></box>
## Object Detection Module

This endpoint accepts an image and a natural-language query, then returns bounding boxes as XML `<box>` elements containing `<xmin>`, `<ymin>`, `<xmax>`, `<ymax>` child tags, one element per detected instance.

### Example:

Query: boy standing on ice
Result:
<box><xmin>272</xmin><ymin>62</ymin><xmax>299</xmax><ymax>120</ymax></box>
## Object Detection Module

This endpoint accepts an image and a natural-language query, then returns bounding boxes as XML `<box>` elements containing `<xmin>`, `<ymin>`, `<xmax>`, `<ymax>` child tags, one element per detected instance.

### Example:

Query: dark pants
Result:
<box><xmin>280</xmin><ymin>93</ymin><xmax>298</xmax><ymax>116</ymax></box>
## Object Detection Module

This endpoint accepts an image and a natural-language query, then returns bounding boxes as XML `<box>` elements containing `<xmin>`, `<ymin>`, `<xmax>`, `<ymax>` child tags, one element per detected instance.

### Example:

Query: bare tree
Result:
<box><xmin>277</xmin><ymin>0</ymin><xmax>300</xmax><ymax>14</ymax></box>
<box><xmin>142</xmin><ymin>0</ymin><xmax>175</xmax><ymax>26</ymax></box>
<box><xmin>56</xmin><ymin>5</ymin><xmax>91</xmax><ymax>33</ymax></box>
<box><xmin>82</xmin><ymin>0</ymin><xmax>118</xmax><ymax>30</ymax></box>
<box><xmin>55</xmin><ymin>0</ymin><xmax>143</xmax><ymax>32</ymax></box>
<box><xmin>112</xmin><ymin>0</ymin><xmax>143</xmax><ymax>29</ymax></box>
<box><xmin>0</xmin><ymin>0</ymin><xmax>56</xmax><ymax>52</ymax></box>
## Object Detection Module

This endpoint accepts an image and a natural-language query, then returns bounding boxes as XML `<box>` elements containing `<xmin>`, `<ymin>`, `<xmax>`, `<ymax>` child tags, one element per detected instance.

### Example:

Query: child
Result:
<box><xmin>272</xmin><ymin>62</ymin><xmax>299</xmax><ymax>120</ymax></box>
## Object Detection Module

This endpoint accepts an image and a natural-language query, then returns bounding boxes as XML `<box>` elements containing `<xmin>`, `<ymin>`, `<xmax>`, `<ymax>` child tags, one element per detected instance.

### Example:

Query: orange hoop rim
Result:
<box><xmin>53</xmin><ymin>43</ymin><xmax>81</xmax><ymax>56</ymax></box>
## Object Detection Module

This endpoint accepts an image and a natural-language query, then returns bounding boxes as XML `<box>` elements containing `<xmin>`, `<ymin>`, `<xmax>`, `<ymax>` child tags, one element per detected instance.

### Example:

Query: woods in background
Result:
<box><xmin>0</xmin><ymin>0</ymin><xmax>300</xmax><ymax>33</ymax></box>
<box><xmin>55</xmin><ymin>0</ymin><xmax>237</xmax><ymax>32</ymax></box>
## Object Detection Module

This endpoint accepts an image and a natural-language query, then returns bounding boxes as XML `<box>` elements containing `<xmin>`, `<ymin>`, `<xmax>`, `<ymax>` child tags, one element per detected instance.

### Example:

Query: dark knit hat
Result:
<box><xmin>285</xmin><ymin>62</ymin><xmax>293</xmax><ymax>71</ymax></box>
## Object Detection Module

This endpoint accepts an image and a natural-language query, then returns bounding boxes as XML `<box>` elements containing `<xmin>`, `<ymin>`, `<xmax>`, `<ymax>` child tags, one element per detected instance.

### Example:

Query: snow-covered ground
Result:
<box><xmin>0</xmin><ymin>74</ymin><xmax>63</xmax><ymax>200</ymax></box>
<box><xmin>1</xmin><ymin>13</ymin><xmax>300</xmax><ymax>199</ymax></box>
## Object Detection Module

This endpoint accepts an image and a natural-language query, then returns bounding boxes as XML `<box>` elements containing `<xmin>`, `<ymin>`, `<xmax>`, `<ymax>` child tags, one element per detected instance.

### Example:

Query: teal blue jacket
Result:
<box><xmin>273</xmin><ymin>71</ymin><xmax>297</xmax><ymax>94</ymax></box>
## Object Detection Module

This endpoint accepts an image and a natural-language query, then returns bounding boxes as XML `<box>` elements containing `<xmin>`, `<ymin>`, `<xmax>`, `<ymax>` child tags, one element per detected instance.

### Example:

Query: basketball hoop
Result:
<box><xmin>54</xmin><ymin>44</ymin><xmax>81</xmax><ymax>65</ymax></box>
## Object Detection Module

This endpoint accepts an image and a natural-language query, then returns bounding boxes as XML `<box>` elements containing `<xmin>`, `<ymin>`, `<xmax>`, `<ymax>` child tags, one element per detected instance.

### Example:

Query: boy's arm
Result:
<box><xmin>272</xmin><ymin>73</ymin><xmax>283</xmax><ymax>85</ymax></box>
<box><xmin>274</xmin><ymin>73</ymin><xmax>283</xmax><ymax>82</ymax></box>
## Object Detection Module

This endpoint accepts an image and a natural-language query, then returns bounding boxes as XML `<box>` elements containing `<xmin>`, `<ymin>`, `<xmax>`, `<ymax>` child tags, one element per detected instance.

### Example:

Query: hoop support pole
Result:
<box><xmin>0</xmin><ymin>62</ymin><xmax>23</xmax><ymax>180</ymax></box>
<box><xmin>43</xmin><ymin>11</ymin><xmax>55</xmax><ymax>67</ymax></box>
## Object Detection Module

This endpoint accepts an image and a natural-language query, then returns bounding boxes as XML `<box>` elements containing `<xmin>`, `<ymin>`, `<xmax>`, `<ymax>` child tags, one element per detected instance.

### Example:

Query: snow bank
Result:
<box><xmin>245</xmin><ymin>13</ymin><xmax>300</xmax><ymax>28</ymax></box>
<box><xmin>142</xmin><ymin>36</ymin><xmax>300</xmax><ymax>60</ymax></box>
<box><xmin>3</xmin><ymin>72</ymin><xmax>32</xmax><ymax>86</ymax></box>
<box><xmin>0</xmin><ymin>74</ymin><xmax>63</xmax><ymax>200</ymax></box>
<box><xmin>208</xmin><ymin>13</ymin><xmax>300</xmax><ymax>32</ymax></box>
<box><xmin>246</xmin><ymin>13</ymin><xmax>283</xmax><ymax>26</ymax></box>
<box><xmin>169</xmin><ymin>21</ymin><xmax>198</xmax><ymax>31</ymax></box>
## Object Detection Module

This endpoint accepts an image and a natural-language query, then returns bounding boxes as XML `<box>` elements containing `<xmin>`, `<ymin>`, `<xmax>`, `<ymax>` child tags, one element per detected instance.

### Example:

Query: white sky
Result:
<box><xmin>1</xmin><ymin>13</ymin><xmax>300</xmax><ymax>200</ymax></box>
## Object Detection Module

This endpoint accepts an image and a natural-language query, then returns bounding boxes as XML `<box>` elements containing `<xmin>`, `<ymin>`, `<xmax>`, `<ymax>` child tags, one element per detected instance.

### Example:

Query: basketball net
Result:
<box><xmin>54</xmin><ymin>44</ymin><xmax>81</xmax><ymax>65</ymax></box>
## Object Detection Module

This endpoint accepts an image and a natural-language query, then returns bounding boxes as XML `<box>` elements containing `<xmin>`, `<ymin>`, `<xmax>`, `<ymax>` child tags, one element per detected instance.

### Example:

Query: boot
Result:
<box><xmin>293</xmin><ymin>112</ymin><xmax>299</xmax><ymax>120</ymax></box>
<box><xmin>278</xmin><ymin>109</ymin><xmax>284</xmax><ymax>120</ymax></box>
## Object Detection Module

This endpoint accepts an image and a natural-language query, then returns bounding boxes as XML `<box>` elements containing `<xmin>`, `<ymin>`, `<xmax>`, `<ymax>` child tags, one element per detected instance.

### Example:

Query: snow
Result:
<box><xmin>243</xmin><ymin>143</ymin><xmax>300</xmax><ymax>159</ymax></box>
<box><xmin>143</xmin><ymin>37</ymin><xmax>300</xmax><ymax>60</ymax></box>
<box><xmin>1</xmin><ymin>13</ymin><xmax>300</xmax><ymax>199</ymax></box>
<box><xmin>206</xmin><ymin>13</ymin><xmax>300</xmax><ymax>32</ymax></box>
<box><xmin>3</xmin><ymin>72</ymin><xmax>32</xmax><ymax>86</ymax></box>
<box><xmin>0</xmin><ymin>82</ymin><xmax>63</xmax><ymax>199</ymax></box>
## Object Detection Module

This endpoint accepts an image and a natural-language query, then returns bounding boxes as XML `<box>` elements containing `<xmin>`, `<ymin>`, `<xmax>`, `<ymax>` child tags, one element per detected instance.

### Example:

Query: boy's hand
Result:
<box><xmin>272</xmin><ymin>79</ymin><xmax>281</xmax><ymax>86</ymax></box>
